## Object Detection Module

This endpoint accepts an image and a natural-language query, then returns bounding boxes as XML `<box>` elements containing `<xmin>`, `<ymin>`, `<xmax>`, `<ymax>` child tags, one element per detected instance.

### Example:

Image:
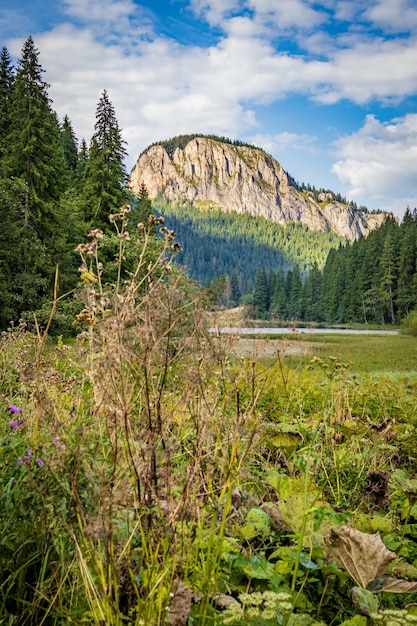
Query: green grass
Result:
<box><xmin>259</xmin><ymin>333</ymin><xmax>417</xmax><ymax>375</ymax></box>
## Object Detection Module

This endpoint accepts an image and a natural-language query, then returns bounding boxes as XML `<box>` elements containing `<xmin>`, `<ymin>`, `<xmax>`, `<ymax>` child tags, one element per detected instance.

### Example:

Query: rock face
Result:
<box><xmin>129</xmin><ymin>137</ymin><xmax>387</xmax><ymax>240</ymax></box>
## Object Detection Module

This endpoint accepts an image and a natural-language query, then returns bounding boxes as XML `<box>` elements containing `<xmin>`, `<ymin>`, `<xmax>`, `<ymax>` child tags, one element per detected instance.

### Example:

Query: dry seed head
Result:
<box><xmin>88</xmin><ymin>229</ymin><xmax>104</xmax><ymax>239</ymax></box>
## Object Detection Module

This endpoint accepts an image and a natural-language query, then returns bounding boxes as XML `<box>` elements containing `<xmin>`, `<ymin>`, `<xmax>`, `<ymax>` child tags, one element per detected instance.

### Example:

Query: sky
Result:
<box><xmin>2</xmin><ymin>0</ymin><xmax>417</xmax><ymax>218</ymax></box>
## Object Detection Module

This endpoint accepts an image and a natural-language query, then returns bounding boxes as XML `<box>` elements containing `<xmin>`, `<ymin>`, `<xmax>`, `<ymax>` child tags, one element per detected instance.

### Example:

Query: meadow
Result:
<box><xmin>258</xmin><ymin>333</ymin><xmax>417</xmax><ymax>376</ymax></box>
<box><xmin>2</xmin><ymin>222</ymin><xmax>417</xmax><ymax>626</ymax></box>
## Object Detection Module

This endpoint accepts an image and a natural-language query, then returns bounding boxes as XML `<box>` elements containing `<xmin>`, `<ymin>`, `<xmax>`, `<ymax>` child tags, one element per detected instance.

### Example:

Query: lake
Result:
<box><xmin>208</xmin><ymin>327</ymin><xmax>399</xmax><ymax>335</ymax></box>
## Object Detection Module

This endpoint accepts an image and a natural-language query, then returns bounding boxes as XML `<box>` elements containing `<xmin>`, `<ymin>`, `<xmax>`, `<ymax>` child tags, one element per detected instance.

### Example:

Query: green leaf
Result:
<box><xmin>241</xmin><ymin>507</ymin><xmax>271</xmax><ymax>541</ymax></box>
<box><xmin>350</xmin><ymin>587</ymin><xmax>379</xmax><ymax>616</ymax></box>
<box><xmin>338</xmin><ymin>616</ymin><xmax>368</xmax><ymax>626</ymax></box>
<box><xmin>241</xmin><ymin>556</ymin><xmax>275</xmax><ymax>580</ymax></box>
<box><xmin>298</xmin><ymin>552</ymin><xmax>319</xmax><ymax>570</ymax></box>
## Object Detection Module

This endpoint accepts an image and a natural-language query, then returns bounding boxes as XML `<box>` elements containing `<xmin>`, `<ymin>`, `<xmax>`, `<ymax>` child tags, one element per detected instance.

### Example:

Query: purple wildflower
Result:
<box><xmin>9</xmin><ymin>419</ymin><xmax>20</xmax><ymax>429</ymax></box>
<box><xmin>37</xmin><ymin>458</ymin><xmax>45</xmax><ymax>467</ymax></box>
<box><xmin>17</xmin><ymin>460</ymin><xmax>23</xmax><ymax>466</ymax></box>
<box><xmin>8</xmin><ymin>405</ymin><xmax>20</xmax><ymax>414</ymax></box>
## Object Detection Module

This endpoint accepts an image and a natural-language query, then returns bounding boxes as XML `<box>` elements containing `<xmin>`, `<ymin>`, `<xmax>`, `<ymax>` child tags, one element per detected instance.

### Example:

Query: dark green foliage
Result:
<box><xmin>0</xmin><ymin>46</ymin><xmax>14</xmax><ymax>161</ymax></box>
<box><xmin>0</xmin><ymin>38</ymin><xmax>70</xmax><ymax>324</ymax></box>
<box><xmin>6</xmin><ymin>37</ymin><xmax>66</xmax><ymax>239</ymax></box>
<box><xmin>0</xmin><ymin>40</ymin><xmax>132</xmax><ymax>331</ymax></box>
<box><xmin>318</xmin><ymin>213</ymin><xmax>416</xmax><ymax>325</ymax></box>
<box><xmin>155</xmin><ymin>199</ymin><xmax>345</xmax><ymax>293</ymax></box>
<box><xmin>253</xmin><ymin>268</ymin><xmax>269</xmax><ymax>317</ymax></box>
<box><xmin>230</xmin><ymin>269</ymin><xmax>241</xmax><ymax>306</ymax></box>
<box><xmin>133</xmin><ymin>182</ymin><xmax>153</xmax><ymax>225</ymax></box>
<box><xmin>82</xmin><ymin>89</ymin><xmax>128</xmax><ymax>229</ymax></box>
<box><xmin>61</xmin><ymin>114</ymin><xmax>78</xmax><ymax>184</ymax></box>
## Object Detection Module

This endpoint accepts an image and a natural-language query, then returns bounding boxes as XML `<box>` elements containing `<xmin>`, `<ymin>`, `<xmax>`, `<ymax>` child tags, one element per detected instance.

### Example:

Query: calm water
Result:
<box><xmin>208</xmin><ymin>327</ymin><xmax>399</xmax><ymax>335</ymax></box>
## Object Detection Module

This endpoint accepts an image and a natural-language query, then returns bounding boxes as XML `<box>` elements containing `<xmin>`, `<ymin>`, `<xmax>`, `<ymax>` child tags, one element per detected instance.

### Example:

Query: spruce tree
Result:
<box><xmin>134</xmin><ymin>182</ymin><xmax>153</xmax><ymax>224</ymax></box>
<box><xmin>230</xmin><ymin>269</ymin><xmax>241</xmax><ymax>306</ymax></box>
<box><xmin>270</xmin><ymin>268</ymin><xmax>287</xmax><ymax>319</ymax></box>
<box><xmin>253</xmin><ymin>268</ymin><xmax>269</xmax><ymax>317</ymax></box>
<box><xmin>61</xmin><ymin>114</ymin><xmax>78</xmax><ymax>184</ymax></box>
<box><xmin>6</xmin><ymin>36</ymin><xmax>66</xmax><ymax>239</ymax></box>
<box><xmin>0</xmin><ymin>46</ymin><xmax>14</xmax><ymax>162</ymax></box>
<box><xmin>83</xmin><ymin>90</ymin><xmax>128</xmax><ymax>229</ymax></box>
<box><xmin>397</xmin><ymin>210</ymin><xmax>417</xmax><ymax>317</ymax></box>
<box><xmin>1</xmin><ymin>37</ymin><xmax>67</xmax><ymax>322</ymax></box>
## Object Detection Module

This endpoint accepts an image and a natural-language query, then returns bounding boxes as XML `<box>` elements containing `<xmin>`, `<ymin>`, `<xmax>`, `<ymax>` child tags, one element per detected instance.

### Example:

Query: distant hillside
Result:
<box><xmin>130</xmin><ymin>134</ymin><xmax>388</xmax><ymax>241</ymax></box>
<box><xmin>155</xmin><ymin>198</ymin><xmax>344</xmax><ymax>291</ymax></box>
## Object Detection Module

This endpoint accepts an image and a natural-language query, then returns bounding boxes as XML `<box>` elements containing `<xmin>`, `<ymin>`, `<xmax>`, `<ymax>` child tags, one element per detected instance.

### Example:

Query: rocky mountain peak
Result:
<box><xmin>129</xmin><ymin>136</ymin><xmax>387</xmax><ymax>240</ymax></box>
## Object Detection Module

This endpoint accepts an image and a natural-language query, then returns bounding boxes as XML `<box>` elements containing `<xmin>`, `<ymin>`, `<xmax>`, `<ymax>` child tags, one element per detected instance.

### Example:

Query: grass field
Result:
<box><xmin>240</xmin><ymin>333</ymin><xmax>417</xmax><ymax>376</ymax></box>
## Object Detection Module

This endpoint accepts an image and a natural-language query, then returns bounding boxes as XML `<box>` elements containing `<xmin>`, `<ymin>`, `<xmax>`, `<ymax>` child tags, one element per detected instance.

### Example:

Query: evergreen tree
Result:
<box><xmin>134</xmin><ymin>182</ymin><xmax>153</xmax><ymax>224</ymax></box>
<box><xmin>379</xmin><ymin>227</ymin><xmax>399</xmax><ymax>323</ymax></box>
<box><xmin>75</xmin><ymin>138</ymin><xmax>89</xmax><ymax>188</ymax></box>
<box><xmin>83</xmin><ymin>90</ymin><xmax>128</xmax><ymax>228</ymax></box>
<box><xmin>270</xmin><ymin>268</ymin><xmax>287</xmax><ymax>319</ymax></box>
<box><xmin>287</xmin><ymin>265</ymin><xmax>302</xmax><ymax>319</ymax></box>
<box><xmin>6</xmin><ymin>36</ymin><xmax>66</xmax><ymax>239</ymax></box>
<box><xmin>61</xmin><ymin>114</ymin><xmax>78</xmax><ymax>183</ymax></box>
<box><xmin>253</xmin><ymin>268</ymin><xmax>269</xmax><ymax>317</ymax></box>
<box><xmin>1</xmin><ymin>37</ymin><xmax>67</xmax><ymax>321</ymax></box>
<box><xmin>397</xmin><ymin>209</ymin><xmax>417</xmax><ymax>317</ymax></box>
<box><xmin>302</xmin><ymin>261</ymin><xmax>323</xmax><ymax>322</ymax></box>
<box><xmin>0</xmin><ymin>46</ymin><xmax>14</xmax><ymax>161</ymax></box>
<box><xmin>230</xmin><ymin>269</ymin><xmax>241</xmax><ymax>306</ymax></box>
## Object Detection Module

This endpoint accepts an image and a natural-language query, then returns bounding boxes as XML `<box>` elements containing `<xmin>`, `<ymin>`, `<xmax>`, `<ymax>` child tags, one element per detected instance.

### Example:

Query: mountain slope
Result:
<box><xmin>129</xmin><ymin>135</ymin><xmax>387</xmax><ymax>241</ymax></box>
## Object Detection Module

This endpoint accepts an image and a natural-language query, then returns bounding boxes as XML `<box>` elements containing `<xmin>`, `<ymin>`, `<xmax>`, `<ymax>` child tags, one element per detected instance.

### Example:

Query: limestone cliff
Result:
<box><xmin>129</xmin><ymin>136</ymin><xmax>387</xmax><ymax>241</ymax></box>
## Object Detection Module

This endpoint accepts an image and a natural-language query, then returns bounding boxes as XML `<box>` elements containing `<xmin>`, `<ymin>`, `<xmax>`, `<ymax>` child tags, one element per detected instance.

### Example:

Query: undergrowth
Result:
<box><xmin>1</xmin><ymin>208</ymin><xmax>417</xmax><ymax>625</ymax></box>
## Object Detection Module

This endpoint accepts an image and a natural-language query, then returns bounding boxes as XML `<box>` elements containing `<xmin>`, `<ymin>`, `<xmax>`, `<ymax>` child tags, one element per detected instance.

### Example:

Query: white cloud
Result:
<box><xmin>364</xmin><ymin>0</ymin><xmax>417</xmax><ymax>33</ymax></box>
<box><xmin>246</xmin><ymin>0</ymin><xmax>326</xmax><ymax>31</ymax></box>
<box><xmin>332</xmin><ymin>114</ymin><xmax>417</xmax><ymax>213</ymax></box>
<box><xmin>252</xmin><ymin>131</ymin><xmax>318</xmax><ymax>154</ymax></box>
<box><xmin>188</xmin><ymin>0</ymin><xmax>242</xmax><ymax>26</ymax></box>
<box><xmin>314</xmin><ymin>38</ymin><xmax>417</xmax><ymax>105</ymax></box>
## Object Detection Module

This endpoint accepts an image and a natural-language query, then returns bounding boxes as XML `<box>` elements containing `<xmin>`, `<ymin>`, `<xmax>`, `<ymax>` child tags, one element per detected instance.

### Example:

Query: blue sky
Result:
<box><xmin>2</xmin><ymin>0</ymin><xmax>417</xmax><ymax>217</ymax></box>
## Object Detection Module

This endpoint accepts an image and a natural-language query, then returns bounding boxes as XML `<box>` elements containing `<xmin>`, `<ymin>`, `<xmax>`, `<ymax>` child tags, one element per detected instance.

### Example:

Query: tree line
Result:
<box><xmin>0</xmin><ymin>37</ymin><xmax>152</xmax><ymax>331</ymax></box>
<box><xmin>251</xmin><ymin>212</ymin><xmax>416</xmax><ymax>325</ymax></box>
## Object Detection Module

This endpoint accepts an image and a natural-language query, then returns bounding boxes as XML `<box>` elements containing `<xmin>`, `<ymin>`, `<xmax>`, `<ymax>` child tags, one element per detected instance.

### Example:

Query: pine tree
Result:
<box><xmin>134</xmin><ymin>182</ymin><xmax>153</xmax><ymax>224</ymax></box>
<box><xmin>75</xmin><ymin>138</ymin><xmax>89</xmax><ymax>188</ymax></box>
<box><xmin>0</xmin><ymin>46</ymin><xmax>14</xmax><ymax>162</ymax></box>
<box><xmin>230</xmin><ymin>269</ymin><xmax>241</xmax><ymax>306</ymax></box>
<box><xmin>253</xmin><ymin>268</ymin><xmax>269</xmax><ymax>317</ymax></box>
<box><xmin>379</xmin><ymin>225</ymin><xmax>399</xmax><ymax>324</ymax></box>
<box><xmin>6</xmin><ymin>36</ymin><xmax>66</xmax><ymax>239</ymax></box>
<box><xmin>1</xmin><ymin>37</ymin><xmax>67</xmax><ymax>321</ymax></box>
<box><xmin>83</xmin><ymin>90</ymin><xmax>128</xmax><ymax>229</ymax></box>
<box><xmin>61</xmin><ymin>114</ymin><xmax>78</xmax><ymax>184</ymax></box>
<box><xmin>270</xmin><ymin>268</ymin><xmax>287</xmax><ymax>319</ymax></box>
<box><xmin>397</xmin><ymin>210</ymin><xmax>417</xmax><ymax>317</ymax></box>
<box><xmin>288</xmin><ymin>265</ymin><xmax>302</xmax><ymax>320</ymax></box>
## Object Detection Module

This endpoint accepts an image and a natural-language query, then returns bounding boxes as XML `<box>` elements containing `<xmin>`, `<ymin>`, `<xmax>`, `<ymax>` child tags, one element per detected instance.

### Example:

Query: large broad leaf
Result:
<box><xmin>324</xmin><ymin>526</ymin><xmax>396</xmax><ymax>588</ymax></box>
<box><xmin>380</xmin><ymin>577</ymin><xmax>417</xmax><ymax>593</ymax></box>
